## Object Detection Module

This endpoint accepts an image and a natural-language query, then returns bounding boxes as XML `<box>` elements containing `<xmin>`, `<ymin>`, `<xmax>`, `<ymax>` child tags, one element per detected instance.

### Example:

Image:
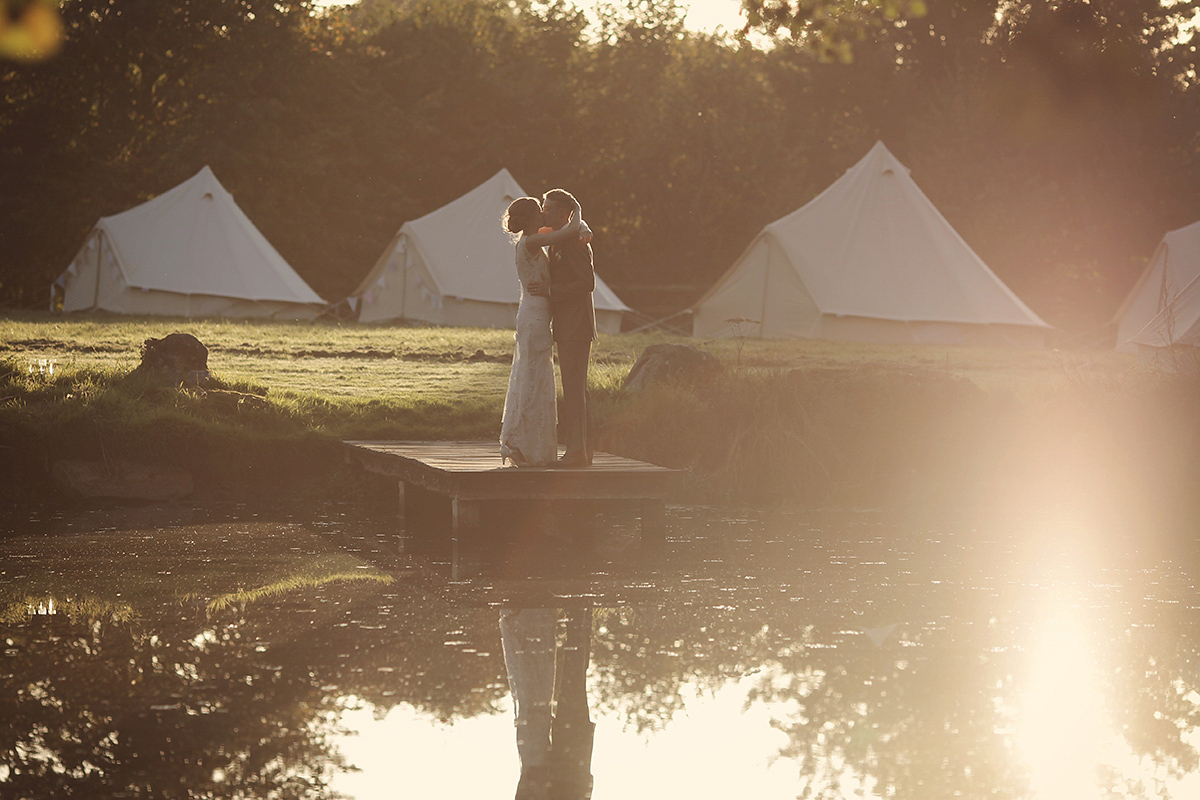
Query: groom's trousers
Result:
<box><xmin>557</xmin><ymin>337</ymin><xmax>592</xmax><ymax>463</ymax></box>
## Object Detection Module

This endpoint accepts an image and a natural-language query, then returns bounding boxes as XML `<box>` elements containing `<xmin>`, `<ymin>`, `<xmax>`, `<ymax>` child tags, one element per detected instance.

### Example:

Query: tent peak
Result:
<box><xmin>486</xmin><ymin>167</ymin><xmax>524</xmax><ymax>194</ymax></box>
<box><xmin>192</xmin><ymin>165</ymin><xmax>221</xmax><ymax>185</ymax></box>
<box><xmin>863</xmin><ymin>141</ymin><xmax>911</xmax><ymax>176</ymax></box>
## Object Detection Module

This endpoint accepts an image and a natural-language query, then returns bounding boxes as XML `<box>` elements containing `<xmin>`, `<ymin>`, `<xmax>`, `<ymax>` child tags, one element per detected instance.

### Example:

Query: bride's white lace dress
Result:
<box><xmin>499</xmin><ymin>235</ymin><xmax>557</xmax><ymax>466</ymax></box>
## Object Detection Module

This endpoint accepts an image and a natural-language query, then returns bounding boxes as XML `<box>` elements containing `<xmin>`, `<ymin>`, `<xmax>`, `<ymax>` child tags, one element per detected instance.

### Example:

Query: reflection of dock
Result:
<box><xmin>343</xmin><ymin>441</ymin><xmax>678</xmax><ymax>543</ymax></box>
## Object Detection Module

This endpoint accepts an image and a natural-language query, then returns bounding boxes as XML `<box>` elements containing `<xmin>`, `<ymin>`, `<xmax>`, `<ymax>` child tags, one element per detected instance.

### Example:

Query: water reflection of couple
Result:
<box><xmin>499</xmin><ymin>607</ymin><xmax>594</xmax><ymax>800</ymax></box>
<box><xmin>499</xmin><ymin>189</ymin><xmax>597</xmax><ymax>469</ymax></box>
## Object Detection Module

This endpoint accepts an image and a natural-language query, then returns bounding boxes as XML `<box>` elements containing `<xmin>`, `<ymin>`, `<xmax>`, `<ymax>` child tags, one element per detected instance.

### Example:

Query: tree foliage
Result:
<box><xmin>4</xmin><ymin>0</ymin><xmax>1200</xmax><ymax>329</ymax></box>
<box><xmin>741</xmin><ymin>0</ymin><xmax>931</xmax><ymax>60</ymax></box>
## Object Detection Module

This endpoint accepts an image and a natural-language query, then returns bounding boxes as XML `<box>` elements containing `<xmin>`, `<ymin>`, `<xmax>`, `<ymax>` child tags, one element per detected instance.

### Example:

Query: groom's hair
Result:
<box><xmin>542</xmin><ymin>188</ymin><xmax>577</xmax><ymax>211</ymax></box>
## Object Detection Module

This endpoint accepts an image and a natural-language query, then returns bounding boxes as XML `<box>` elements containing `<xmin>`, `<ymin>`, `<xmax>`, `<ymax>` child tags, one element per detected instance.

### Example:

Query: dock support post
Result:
<box><xmin>451</xmin><ymin>498</ymin><xmax>484</xmax><ymax>581</ymax></box>
<box><xmin>452</xmin><ymin>497</ymin><xmax>482</xmax><ymax>539</ymax></box>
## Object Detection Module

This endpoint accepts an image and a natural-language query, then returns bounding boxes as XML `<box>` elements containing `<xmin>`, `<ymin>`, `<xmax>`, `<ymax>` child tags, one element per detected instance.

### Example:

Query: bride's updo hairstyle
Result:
<box><xmin>503</xmin><ymin>197</ymin><xmax>541</xmax><ymax>235</ymax></box>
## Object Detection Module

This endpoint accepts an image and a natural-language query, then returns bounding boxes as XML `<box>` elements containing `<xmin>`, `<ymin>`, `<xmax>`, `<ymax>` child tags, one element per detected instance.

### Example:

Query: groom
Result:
<box><xmin>528</xmin><ymin>188</ymin><xmax>595</xmax><ymax>468</ymax></box>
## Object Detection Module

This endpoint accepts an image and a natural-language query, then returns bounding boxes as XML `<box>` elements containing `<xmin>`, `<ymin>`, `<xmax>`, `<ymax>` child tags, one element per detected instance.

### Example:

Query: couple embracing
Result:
<box><xmin>499</xmin><ymin>189</ymin><xmax>595</xmax><ymax>469</ymax></box>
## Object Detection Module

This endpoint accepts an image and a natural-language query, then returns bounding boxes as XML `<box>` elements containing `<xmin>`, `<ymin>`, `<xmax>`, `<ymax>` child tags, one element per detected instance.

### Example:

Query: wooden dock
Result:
<box><xmin>343</xmin><ymin>440</ymin><xmax>679</xmax><ymax>543</ymax></box>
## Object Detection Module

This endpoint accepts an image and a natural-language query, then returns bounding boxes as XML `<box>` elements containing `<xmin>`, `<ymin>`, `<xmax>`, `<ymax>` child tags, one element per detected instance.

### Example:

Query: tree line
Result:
<box><xmin>3</xmin><ymin>0</ymin><xmax>1199</xmax><ymax>331</ymax></box>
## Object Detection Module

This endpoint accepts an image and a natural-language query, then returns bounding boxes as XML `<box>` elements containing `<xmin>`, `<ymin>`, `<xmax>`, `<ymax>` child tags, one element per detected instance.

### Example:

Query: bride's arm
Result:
<box><xmin>523</xmin><ymin>202</ymin><xmax>582</xmax><ymax>250</ymax></box>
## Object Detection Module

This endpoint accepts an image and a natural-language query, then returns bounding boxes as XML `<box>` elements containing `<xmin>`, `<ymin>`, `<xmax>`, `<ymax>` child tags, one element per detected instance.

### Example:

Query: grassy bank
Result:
<box><xmin>2</xmin><ymin>312</ymin><xmax>1197</xmax><ymax>521</ymax></box>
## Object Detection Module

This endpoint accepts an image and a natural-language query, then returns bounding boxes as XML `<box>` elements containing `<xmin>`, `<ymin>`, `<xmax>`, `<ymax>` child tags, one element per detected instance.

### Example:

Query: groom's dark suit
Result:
<box><xmin>548</xmin><ymin>237</ymin><xmax>596</xmax><ymax>465</ymax></box>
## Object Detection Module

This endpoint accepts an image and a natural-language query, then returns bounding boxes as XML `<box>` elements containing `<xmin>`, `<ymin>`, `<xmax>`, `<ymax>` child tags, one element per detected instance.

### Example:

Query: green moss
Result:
<box><xmin>204</xmin><ymin>571</ymin><xmax>394</xmax><ymax>614</ymax></box>
<box><xmin>0</xmin><ymin>523</ymin><xmax>397</xmax><ymax>624</ymax></box>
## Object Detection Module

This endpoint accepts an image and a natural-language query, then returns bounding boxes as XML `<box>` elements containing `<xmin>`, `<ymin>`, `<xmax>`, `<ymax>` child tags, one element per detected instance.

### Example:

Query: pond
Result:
<box><xmin>0</xmin><ymin>500</ymin><xmax>1197</xmax><ymax>799</ymax></box>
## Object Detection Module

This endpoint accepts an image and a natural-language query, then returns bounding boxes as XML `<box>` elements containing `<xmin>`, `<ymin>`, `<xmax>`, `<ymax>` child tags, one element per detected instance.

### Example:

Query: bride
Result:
<box><xmin>499</xmin><ymin>195</ymin><xmax>584</xmax><ymax>467</ymax></box>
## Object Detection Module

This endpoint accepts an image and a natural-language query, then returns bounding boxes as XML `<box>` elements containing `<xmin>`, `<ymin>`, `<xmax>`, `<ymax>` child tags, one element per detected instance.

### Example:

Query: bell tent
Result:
<box><xmin>54</xmin><ymin>166</ymin><xmax>326</xmax><ymax>319</ymax></box>
<box><xmin>691</xmin><ymin>141</ymin><xmax>1050</xmax><ymax>346</ymax></box>
<box><xmin>1125</xmin><ymin>271</ymin><xmax>1200</xmax><ymax>356</ymax></box>
<box><xmin>1113</xmin><ymin>220</ymin><xmax>1200</xmax><ymax>352</ymax></box>
<box><xmin>350</xmin><ymin>168</ymin><xmax>630</xmax><ymax>333</ymax></box>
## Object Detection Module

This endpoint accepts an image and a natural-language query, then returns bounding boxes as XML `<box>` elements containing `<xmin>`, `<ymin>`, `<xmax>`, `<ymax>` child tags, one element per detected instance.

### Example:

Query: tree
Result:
<box><xmin>0</xmin><ymin>0</ymin><xmax>315</xmax><ymax>304</ymax></box>
<box><xmin>740</xmin><ymin>0</ymin><xmax>930</xmax><ymax>60</ymax></box>
<box><xmin>5</xmin><ymin>0</ymin><xmax>1200</xmax><ymax>330</ymax></box>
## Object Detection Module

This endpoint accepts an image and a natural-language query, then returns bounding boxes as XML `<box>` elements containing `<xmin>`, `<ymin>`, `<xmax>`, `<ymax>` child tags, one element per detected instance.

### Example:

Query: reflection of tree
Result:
<box><xmin>0</xmin><ymin>519</ymin><xmax>510</xmax><ymax>797</ymax></box>
<box><xmin>0</xmin><ymin>513</ymin><xmax>511</xmax><ymax>723</ymax></box>
<box><xmin>1103</xmin><ymin>574</ymin><xmax>1200</xmax><ymax>798</ymax></box>
<box><xmin>591</xmin><ymin>587</ymin><xmax>1010</xmax><ymax>800</ymax></box>
<box><xmin>3</xmin><ymin>505</ymin><xmax>1199</xmax><ymax>798</ymax></box>
<box><xmin>747</xmin><ymin>622</ymin><xmax>1029</xmax><ymax>800</ymax></box>
<box><xmin>0</xmin><ymin>572</ymin><xmax>517</xmax><ymax>797</ymax></box>
<box><xmin>734</xmin><ymin>583</ymin><xmax>1200</xmax><ymax>799</ymax></box>
<box><xmin>274</xmin><ymin>582</ymin><xmax>509</xmax><ymax>723</ymax></box>
<box><xmin>0</xmin><ymin>609</ymin><xmax>346</xmax><ymax>798</ymax></box>
<box><xmin>588</xmin><ymin>604</ymin><xmax>768</xmax><ymax>733</ymax></box>
<box><xmin>583</xmin><ymin>522</ymin><xmax>1200</xmax><ymax>799</ymax></box>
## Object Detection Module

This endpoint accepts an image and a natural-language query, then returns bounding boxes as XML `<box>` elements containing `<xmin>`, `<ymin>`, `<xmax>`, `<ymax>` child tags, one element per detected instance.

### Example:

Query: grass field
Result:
<box><xmin>4</xmin><ymin>310</ymin><xmax>1195</xmax><ymax>517</ymax></box>
<box><xmin>0</xmin><ymin>310</ymin><xmax>1136</xmax><ymax>399</ymax></box>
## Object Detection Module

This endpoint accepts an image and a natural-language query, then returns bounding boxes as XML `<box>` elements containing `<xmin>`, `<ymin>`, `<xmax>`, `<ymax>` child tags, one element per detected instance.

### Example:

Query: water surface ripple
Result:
<box><xmin>0</xmin><ymin>503</ymin><xmax>1196</xmax><ymax>799</ymax></box>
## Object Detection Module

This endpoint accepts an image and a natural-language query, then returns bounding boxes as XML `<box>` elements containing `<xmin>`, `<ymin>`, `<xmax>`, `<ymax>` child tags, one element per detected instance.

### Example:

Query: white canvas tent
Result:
<box><xmin>54</xmin><ymin>166</ymin><xmax>326</xmax><ymax>319</ymax></box>
<box><xmin>1113</xmin><ymin>220</ymin><xmax>1200</xmax><ymax>353</ymax></box>
<box><xmin>1126</xmin><ymin>271</ymin><xmax>1200</xmax><ymax>356</ymax></box>
<box><xmin>350</xmin><ymin>168</ymin><xmax>630</xmax><ymax>333</ymax></box>
<box><xmin>691</xmin><ymin>141</ymin><xmax>1050</xmax><ymax>346</ymax></box>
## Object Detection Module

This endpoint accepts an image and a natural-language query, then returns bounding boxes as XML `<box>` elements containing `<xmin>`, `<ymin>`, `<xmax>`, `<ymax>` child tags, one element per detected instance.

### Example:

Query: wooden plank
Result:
<box><xmin>344</xmin><ymin>440</ymin><xmax>678</xmax><ymax>502</ymax></box>
<box><xmin>347</xmin><ymin>441</ymin><xmax>669</xmax><ymax>472</ymax></box>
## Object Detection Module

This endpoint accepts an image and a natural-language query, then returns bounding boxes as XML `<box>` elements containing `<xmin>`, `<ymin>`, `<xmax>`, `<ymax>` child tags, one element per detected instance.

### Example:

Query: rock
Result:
<box><xmin>182</xmin><ymin>369</ymin><xmax>211</xmax><ymax>388</ymax></box>
<box><xmin>137</xmin><ymin>333</ymin><xmax>209</xmax><ymax>383</ymax></box>
<box><xmin>623</xmin><ymin>343</ymin><xmax>721</xmax><ymax>393</ymax></box>
<box><xmin>52</xmin><ymin>459</ymin><xmax>193</xmax><ymax>502</ymax></box>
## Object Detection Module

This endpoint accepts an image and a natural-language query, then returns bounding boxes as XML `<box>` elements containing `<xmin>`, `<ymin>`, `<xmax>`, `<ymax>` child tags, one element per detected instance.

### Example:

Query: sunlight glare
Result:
<box><xmin>678</xmin><ymin>0</ymin><xmax>747</xmax><ymax>35</ymax></box>
<box><xmin>1016</xmin><ymin>606</ymin><xmax>1107</xmax><ymax>800</ymax></box>
<box><xmin>331</xmin><ymin>701</ymin><xmax>518</xmax><ymax>798</ymax></box>
<box><xmin>328</xmin><ymin>675</ymin><xmax>799</xmax><ymax>799</ymax></box>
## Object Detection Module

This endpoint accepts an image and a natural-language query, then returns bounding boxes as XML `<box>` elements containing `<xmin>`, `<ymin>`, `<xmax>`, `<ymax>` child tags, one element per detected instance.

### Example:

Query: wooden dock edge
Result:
<box><xmin>343</xmin><ymin>440</ymin><xmax>679</xmax><ymax>546</ymax></box>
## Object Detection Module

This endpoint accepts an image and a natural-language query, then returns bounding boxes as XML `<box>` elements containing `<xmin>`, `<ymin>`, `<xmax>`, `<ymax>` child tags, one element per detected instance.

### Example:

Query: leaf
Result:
<box><xmin>0</xmin><ymin>0</ymin><xmax>63</xmax><ymax>62</ymax></box>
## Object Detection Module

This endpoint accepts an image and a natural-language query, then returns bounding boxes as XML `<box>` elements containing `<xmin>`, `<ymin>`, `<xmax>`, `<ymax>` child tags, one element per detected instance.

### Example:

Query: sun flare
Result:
<box><xmin>1016</xmin><ymin>606</ymin><xmax>1108</xmax><ymax>800</ymax></box>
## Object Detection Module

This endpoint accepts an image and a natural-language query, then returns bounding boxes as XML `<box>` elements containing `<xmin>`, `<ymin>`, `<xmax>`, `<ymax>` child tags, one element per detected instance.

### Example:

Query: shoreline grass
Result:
<box><xmin>2</xmin><ymin>311</ymin><xmax>1196</xmax><ymax>523</ymax></box>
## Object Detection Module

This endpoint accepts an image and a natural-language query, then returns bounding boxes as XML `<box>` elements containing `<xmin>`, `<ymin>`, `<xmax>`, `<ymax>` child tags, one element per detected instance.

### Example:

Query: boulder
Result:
<box><xmin>623</xmin><ymin>343</ymin><xmax>721</xmax><ymax>393</ymax></box>
<box><xmin>52</xmin><ymin>459</ymin><xmax>193</xmax><ymax>502</ymax></box>
<box><xmin>136</xmin><ymin>333</ymin><xmax>209</xmax><ymax>384</ymax></box>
